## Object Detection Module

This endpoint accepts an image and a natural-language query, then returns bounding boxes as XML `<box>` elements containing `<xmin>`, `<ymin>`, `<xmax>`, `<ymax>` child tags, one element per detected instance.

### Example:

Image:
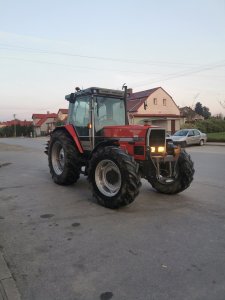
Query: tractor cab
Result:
<box><xmin>65</xmin><ymin>87</ymin><xmax>127</xmax><ymax>150</ymax></box>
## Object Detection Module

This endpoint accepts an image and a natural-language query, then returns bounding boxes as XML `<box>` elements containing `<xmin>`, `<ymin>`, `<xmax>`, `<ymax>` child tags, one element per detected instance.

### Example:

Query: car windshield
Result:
<box><xmin>174</xmin><ymin>130</ymin><xmax>189</xmax><ymax>136</ymax></box>
<box><xmin>94</xmin><ymin>96</ymin><xmax>125</xmax><ymax>131</ymax></box>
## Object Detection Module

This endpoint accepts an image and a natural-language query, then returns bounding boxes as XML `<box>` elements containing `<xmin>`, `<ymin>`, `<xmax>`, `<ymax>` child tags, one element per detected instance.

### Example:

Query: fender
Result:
<box><xmin>91</xmin><ymin>139</ymin><xmax>119</xmax><ymax>155</ymax></box>
<box><xmin>52</xmin><ymin>125</ymin><xmax>84</xmax><ymax>153</ymax></box>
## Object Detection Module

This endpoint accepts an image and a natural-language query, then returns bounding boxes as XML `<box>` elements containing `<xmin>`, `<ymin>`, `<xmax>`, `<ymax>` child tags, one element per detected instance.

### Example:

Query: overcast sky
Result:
<box><xmin>0</xmin><ymin>0</ymin><xmax>225</xmax><ymax>121</ymax></box>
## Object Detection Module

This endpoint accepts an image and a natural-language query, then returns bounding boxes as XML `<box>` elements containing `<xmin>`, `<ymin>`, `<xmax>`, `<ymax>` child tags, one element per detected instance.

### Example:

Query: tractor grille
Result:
<box><xmin>134</xmin><ymin>146</ymin><xmax>144</xmax><ymax>155</ymax></box>
<box><xmin>149</xmin><ymin>129</ymin><xmax>166</xmax><ymax>147</ymax></box>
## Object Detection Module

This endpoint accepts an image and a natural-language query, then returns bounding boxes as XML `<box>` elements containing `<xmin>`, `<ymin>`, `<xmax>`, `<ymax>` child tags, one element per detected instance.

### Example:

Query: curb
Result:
<box><xmin>0</xmin><ymin>253</ymin><xmax>21</xmax><ymax>300</ymax></box>
<box><xmin>206</xmin><ymin>142</ymin><xmax>225</xmax><ymax>147</ymax></box>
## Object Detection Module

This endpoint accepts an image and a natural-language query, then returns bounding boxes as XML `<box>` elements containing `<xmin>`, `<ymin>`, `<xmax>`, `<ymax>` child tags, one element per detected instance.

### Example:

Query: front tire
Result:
<box><xmin>149</xmin><ymin>149</ymin><xmax>194</xmax><ymax>194</ymax></box>
<box><xmin>181</xmin><ymin>141</ymin><xmax>187</xmax><ymax>148</ymax></box>
<box><xmin>48</xmin><ymin>130</ymin><xmax>81</xmax><ymax>185</ymax></box>
<box><xmin>88</xmin><ymin>146</ymin><xmax>141</xmax><ymax>209</ymax></box>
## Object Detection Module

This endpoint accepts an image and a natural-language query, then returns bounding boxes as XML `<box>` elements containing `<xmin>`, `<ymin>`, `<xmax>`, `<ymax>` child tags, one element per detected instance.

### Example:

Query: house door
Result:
<box><xmin>171</xmin><ymin>120</ymin><xmax>175</xmax><ymax>134</ymax></box>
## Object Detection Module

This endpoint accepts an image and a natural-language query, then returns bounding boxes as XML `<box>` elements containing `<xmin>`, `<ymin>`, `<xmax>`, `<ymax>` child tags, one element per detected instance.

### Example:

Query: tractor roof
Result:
<box><xmin>65</xmin><ymin>87</ymin><xmax>124</xmax><ymax>102</ymax></box>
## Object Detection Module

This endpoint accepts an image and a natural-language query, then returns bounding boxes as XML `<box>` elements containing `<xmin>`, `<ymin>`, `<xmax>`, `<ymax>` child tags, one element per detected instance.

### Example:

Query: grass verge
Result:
<box><xmin>207</xmin><ymin>132</ymin><xmax>225</xmax><ymax>142</ymax></box>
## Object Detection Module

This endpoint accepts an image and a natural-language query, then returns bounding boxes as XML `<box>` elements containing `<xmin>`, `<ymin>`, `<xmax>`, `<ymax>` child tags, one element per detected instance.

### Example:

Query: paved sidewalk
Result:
<box><xmin>0</xmin><ymin>253</ymin><xmax>21</xmax><ymax>300</ymax></box>
<box><xmin>206</xmin><ymin>142</ymin><xmax>225</xmax><ymax>146</ymax></box>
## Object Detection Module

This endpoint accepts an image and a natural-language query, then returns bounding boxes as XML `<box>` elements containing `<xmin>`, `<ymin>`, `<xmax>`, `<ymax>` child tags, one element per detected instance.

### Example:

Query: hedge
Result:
<box><xmin>181</xmin><ymin>119</ymin><xmax>225</xmax><ymax>133</ymax></box>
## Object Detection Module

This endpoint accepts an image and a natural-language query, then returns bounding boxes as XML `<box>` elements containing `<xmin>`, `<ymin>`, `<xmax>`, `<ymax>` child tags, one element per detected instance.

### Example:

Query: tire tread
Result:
<box><xmin>88</xmin><ymin>146</ymin><xmax>141</xmax><ymax>209</ymax></box>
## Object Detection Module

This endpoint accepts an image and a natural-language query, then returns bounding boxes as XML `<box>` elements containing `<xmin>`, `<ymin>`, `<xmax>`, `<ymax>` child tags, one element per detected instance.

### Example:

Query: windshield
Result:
<box><xmin>94</xmin><ymin>96</ymin><xmax>125</xmax><ymax>132</ymax></box>
<box><xmin>174</xmin><ymin>130</ymin><xmax>189</xmax><ymax>136</ymax></box>
<box><xmin>68</xmin><ymin>96</ymin><xmax>90</xmax><ymax>126</ymax></box>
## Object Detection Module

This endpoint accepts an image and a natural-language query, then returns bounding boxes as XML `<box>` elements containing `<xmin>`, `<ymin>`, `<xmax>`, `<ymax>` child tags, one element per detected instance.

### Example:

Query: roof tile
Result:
<box><xmin>127</xmin><ymin>87</ymin><xmax>160</xmax><ymax>112</ymax></box>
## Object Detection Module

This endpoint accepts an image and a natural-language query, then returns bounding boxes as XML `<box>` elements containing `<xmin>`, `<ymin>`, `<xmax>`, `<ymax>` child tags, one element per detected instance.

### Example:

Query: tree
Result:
<box><xmin>0</xmin><ymin>125</ymin><xmax>33</xmax><ymax>137</ymax></box>
<box><xmin>194</xmin><ymin>102</ymin><xmax>211</xmax><ymax>119</ymax></box>
<box><xmin>194</xmin><ymin>102</ymin><xmax>203</xmax><ymax>116</ymax></box>
<box><xmin>214</xmin><ymin>113</ymin><xmax>223</xmax><ymax>119</ymax></box>
<box><xmin>202</xmin><ymin>106</ymin><xmax>211</xmax><ymax>119</ymax></box>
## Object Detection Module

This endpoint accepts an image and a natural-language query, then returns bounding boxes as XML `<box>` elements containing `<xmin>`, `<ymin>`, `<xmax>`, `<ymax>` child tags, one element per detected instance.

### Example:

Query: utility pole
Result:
<box><xmin>13</xmin><ymin>114</ymin><xmax>16</xmax><ymax>137</ymax></box>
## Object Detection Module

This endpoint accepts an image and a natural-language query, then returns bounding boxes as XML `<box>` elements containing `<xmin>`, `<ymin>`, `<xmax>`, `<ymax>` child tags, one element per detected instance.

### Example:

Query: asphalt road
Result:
<box><xmin>0</xmin><ymin>138</ymin><xmax>225</xmax><ymax>300</ymax></box>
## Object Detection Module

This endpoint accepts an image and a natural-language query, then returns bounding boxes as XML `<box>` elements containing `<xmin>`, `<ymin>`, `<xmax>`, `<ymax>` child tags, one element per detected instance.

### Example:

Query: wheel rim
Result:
<box><xmin>200</xmin><ymin>140</ymin><xmax>204</xmax><ymax>146</ymax></box>
<box><xmin>51</xmin><ymin>142</ymin><xmax>65</xmax><ymax>175</ymax></box>
<box><xmin>158</xmin><ymin>175</ymin><xmax>175</xmax><ymax>184</ymax></box>
<box><xmin>95</xmin><ymin>159</ymin><xmax>121</xmax><ymax>197</ymax></box>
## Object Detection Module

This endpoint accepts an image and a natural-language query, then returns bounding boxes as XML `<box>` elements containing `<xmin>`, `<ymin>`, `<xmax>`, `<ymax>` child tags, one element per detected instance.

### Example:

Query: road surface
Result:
<box><xmin>0</xmin><ymin>138</ymin><xmax>225</xmax><ymax>300</ymax></box>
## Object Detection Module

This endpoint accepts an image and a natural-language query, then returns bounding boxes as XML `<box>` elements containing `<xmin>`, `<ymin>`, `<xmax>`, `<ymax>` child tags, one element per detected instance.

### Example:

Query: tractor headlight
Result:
<box><xmin>158</xmin><ymin>146</ymin><xmax>165</xmax><ymax>153</ymax></box>
<box><xmin>150</xmin><ymin>146</ymin><xmax>165</xmax><ymax>153</ymax></box>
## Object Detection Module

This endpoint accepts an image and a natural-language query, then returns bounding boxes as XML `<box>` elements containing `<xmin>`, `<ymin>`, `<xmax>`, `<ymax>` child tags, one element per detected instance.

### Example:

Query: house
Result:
<box><xmin>127</xmin><ymin>87</ymin><xmax>181</xmax><ymax>134</ymax></box>
<box><xmin>32</xmin><ymin>113</ymin><xmax>57</xmax><ymax>137</ymax></box>
<box><xmin>179</xmin><ymin>106</ymin><xmax>204</xmax><ymax>125</ymax></box>
<box><xmin>57</xmin><ymin>108</ymin><xmax>68</xmax><ymax>124</ymax></box>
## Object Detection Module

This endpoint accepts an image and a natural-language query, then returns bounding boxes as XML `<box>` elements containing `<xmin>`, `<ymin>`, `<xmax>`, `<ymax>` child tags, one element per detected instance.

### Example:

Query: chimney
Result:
<box><xmin>127</xmin><ymin>88</ymin><xmax>133</xmax><ymax>96</ymax></box>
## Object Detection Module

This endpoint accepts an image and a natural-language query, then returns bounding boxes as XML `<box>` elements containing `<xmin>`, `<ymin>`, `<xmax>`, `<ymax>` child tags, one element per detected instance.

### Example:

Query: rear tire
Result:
<box><xmin>48</xmin><ymin>130</ymin><xmax>81</xmax><ymax>185</ymax></box>
<box><xmin>200</xmin><ymin>139</ymin><xmax>204</xmax><ymax>146</ymax></box>
<box><xmin>149</xmin><ymin>149</ymin><xmax>194</xmax><ymax>194</ymax></box>
<box><xmin>88</xmin><ymin>146</ymin><xmax>141</xmax><ymax>209</ymax></box>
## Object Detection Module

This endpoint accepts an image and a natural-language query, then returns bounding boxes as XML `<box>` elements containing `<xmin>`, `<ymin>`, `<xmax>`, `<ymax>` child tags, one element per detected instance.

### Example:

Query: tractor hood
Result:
<box><xmin>102</xmin><ymin>125</ymin><xmax>158</xmax><ymax>139</ymax></box>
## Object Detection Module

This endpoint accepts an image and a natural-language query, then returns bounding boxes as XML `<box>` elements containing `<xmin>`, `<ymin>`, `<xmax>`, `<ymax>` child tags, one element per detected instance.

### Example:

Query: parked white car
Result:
<box><xmin>171</xmin><ymin>129</ymin><xmax>207</xmax><ymax>147</ymax></box>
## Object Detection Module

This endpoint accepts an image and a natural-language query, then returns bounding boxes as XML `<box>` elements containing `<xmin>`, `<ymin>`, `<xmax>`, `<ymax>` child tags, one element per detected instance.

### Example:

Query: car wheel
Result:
<box><xmin>200</xmin><ymin>139</ymin><xmax>204</xmax><ymax>146</ymax></box>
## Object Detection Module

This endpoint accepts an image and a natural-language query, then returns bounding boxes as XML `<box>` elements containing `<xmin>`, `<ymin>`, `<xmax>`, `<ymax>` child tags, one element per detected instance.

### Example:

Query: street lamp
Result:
<box><xmin>13</xmin><ymin>114</ymin><xmax>16</xmax><ymax>137</ymax></box>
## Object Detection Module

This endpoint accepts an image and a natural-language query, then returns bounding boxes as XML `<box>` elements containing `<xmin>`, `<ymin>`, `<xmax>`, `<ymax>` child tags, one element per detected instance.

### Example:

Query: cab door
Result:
<box><xmin>68</xmin><ymin>96</ymin><xmax>93</xmax><ymax>151</ymax></box>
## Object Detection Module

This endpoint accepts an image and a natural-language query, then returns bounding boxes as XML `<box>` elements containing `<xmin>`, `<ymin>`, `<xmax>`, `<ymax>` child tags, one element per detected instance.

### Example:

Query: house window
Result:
<box><xmin>163</xmin><ymin>99</ymin><xmax>166</xmax><ymax>106</ymax></box>
<box><xmin>153</xmin><ymin>98</ymin><xmax>157</xmax><ymax>105</ymax></box>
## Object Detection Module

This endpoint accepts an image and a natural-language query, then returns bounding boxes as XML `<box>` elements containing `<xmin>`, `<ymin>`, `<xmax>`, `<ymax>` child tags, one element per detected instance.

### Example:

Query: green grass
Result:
<box><xmin>207</xmin><ymin>132</ymin><xmax>225</xmax><ymax>142</ymax></box>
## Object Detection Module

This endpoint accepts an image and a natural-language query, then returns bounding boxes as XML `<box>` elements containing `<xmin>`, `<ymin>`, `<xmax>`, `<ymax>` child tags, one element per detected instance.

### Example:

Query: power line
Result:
<box><xmin>0</xmin><ymin>55</ymin><xmax>164</xmax><ymax>75</ymax></box>
<box><xmin>0</xmin><ymin>43</ymin><xmax>204</xmax><ymax>67</ymax></box>
<box><xmin>1</xmin><ymin>52</ymin><xmax>224</xmax><ymax>88</ymax></box>
<box><xmin>132</xmin><ymin>60</ymin><xmax>225</xmax><ymax>88</ymax></box>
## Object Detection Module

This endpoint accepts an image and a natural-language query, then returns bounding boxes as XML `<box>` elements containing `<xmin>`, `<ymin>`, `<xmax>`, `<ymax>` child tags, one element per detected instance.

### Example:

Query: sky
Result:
<box><xmin>0</xmin><ymin>0</ymin><xmax>225</xmax><ymax>121</ymax></box>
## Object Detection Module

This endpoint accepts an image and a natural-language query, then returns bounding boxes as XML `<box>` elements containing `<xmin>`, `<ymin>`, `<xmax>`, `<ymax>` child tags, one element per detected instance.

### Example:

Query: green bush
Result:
<box><xmin>0</xmin><ymin>125</ymin><xmax>33</xmax><ymax>137</ymax></box>
<box><xmin>207</xmin><ymin>132</ymin><xmax>225</xmax><ymax>142</ymax></box>
<box><xmin>182</xmin><ymin>119</ymin><xmax>225</xmax><ymax>133</ymax></box>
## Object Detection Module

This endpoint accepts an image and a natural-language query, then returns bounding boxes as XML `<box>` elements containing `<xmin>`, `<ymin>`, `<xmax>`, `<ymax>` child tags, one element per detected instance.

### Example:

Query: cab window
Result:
<box><xmin>94</xmin><ymin>96</ymin><xmax>125</xmax><ymax>132</ymax></box>
<box><xmin>68</xmin><ymin>96</ymin><xmax>90</xmax><ymax>136</ymax></box>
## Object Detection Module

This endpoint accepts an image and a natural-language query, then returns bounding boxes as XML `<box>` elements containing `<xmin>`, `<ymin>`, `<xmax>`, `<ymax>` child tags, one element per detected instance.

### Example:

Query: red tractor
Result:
<box><xmin>46</xmin><ymin>86</ymin><xmax>194</xmax><ymax>209</ymax></box>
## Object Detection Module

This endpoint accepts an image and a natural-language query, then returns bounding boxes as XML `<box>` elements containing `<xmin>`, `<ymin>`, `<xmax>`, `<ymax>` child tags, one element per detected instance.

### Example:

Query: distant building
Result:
<box><xmin>127</xmin><ymin>87</ymin><xmax>180</xmax><ymax>134</ymax></box>
<box><xmin>180</xmin><ymin>106</ymin><xmax>204</xmax><ymax>125</ymax></box>
<box><xmin>57</xmin><ymin>108</ymin><xmax>68</xmax><ymax>124</ymax></box>
<box><xmin>0</xmin><ymin>122</ymin><xmax>7</xmax><ymax>128</ymax></box>
<box><xmin>32</xmin><ymin>113</ymin><xmax>57</xmax><ymax>136</ymax></box>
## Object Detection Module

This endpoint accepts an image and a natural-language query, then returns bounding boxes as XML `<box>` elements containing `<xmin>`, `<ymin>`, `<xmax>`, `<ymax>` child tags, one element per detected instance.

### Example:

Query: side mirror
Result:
<box><xmin>69</xmin><ymin>93</ymin><xmax>75</xmax><ymax>102</ymax></box>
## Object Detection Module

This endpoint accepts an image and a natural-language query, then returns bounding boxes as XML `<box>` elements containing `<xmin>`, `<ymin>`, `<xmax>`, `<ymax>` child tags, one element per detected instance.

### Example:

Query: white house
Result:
<box><xmin>127</xmin><ymin>87</ymin><xmax>181</xmax><ymax>134</ymax></box>
<box><xmin>32</xmin><ymin>113</ymin><xmax>57</xmax><ymax>136</ymax></box>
